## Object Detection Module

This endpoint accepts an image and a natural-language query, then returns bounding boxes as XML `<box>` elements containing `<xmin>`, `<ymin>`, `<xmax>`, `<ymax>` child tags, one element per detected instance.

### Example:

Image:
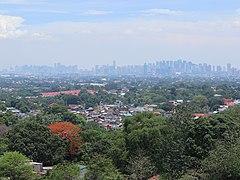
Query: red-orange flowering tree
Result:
<box><xmin>49</xmin><ymin>122</ymin><xmax>82</xmax><ymax>154</ymax></box>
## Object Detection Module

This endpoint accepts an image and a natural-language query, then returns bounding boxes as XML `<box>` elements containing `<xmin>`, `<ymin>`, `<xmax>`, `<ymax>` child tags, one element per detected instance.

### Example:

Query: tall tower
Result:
<box><xmin>113</xmin><ymin>60</ymin><xmax>116</xmax><ymax>69</ymax></box>
<box><xmin>227</xmin><ymin>63</ymin><xmax>231</xmax><ymax>72</ymax></box>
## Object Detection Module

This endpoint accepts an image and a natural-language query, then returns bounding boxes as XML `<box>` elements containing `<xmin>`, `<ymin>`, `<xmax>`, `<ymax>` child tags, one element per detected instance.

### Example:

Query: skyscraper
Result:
<box><xmin>227</xmin><ymin>63</ymin><xmax>231</xmax><ymax>72</ymax></box>
<box><xmin>113</xmin><ymin>60</ymin><xmax>116</xmax><ymax>69</ymax></box>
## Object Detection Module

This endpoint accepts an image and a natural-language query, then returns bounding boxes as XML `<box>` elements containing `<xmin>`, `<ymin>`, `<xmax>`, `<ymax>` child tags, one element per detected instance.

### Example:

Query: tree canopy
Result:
<box><xmin>7</xmin><ymin>121</ymin><xmax>66</xmax><ymax>165</ymax></box>
<box><xmin>0</xmin><ymin>151</ymin><xmax>38</xmax><ymax>180</ymax></box>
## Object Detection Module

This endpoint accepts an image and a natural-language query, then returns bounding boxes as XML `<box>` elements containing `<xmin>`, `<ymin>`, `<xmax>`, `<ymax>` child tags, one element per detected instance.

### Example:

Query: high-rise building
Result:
<box><xmin>227</xmin><ymin>63</ymin><xmax>231</xmax><ymax>72</ymax></box>
<box><xmin>113</xmin><ymin>60</ymin><xmax>116</xmax><ymax>69</ymax></box>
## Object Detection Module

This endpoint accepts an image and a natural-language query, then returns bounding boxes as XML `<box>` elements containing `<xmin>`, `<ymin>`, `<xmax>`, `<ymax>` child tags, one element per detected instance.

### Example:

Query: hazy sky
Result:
<box><xmin>0</xmin><ymin>0</ymin><xmax>240</xmax><ymax>69</ymax></box>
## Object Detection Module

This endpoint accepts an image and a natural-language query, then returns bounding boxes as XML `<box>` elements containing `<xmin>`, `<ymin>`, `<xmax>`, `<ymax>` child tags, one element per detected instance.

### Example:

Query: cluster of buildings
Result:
<box><xmin>68</xmin><ymin>97</ymin><xmax>240</xmax><ymax>129</ymax></box>
<box><xmin>193</xmin><ymin>98</ymin><xmax>238</xmax><ymax>119</ymax></box>
<box><xmin>14</xmin><ymin>63</ymin><xmax>79</xmax><ymax>74</ymax></box>
<box><xmin>94</xmin><ymin>60</ymin><xmax>239</xmax><ymax>77</ymax></box>
<box><xmin>2</xmin><ymin>60</ymin><xmax>239</xmax><ymax>78</ymax></box>
<box><xmin>0</xmin><ymin>106</ymin><xmax>28</xmax><ymax>119</ymax></box>
<box><xmin>68</xmin><ymin>101</ymin><xmax>173</xmax><ymax>130</ymax></box>
<box><xmin>69</xmin><ymin>101</ymin><xmax>127</xmax><ymax>130</ymax></box>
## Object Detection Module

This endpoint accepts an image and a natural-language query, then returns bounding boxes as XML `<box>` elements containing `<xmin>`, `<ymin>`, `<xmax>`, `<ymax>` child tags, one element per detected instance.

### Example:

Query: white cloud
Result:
<box><xmin>0</xmin><ymin>14</ymin><xmax>26</xmax><ymax>39</ymax></box>
<box><xmin>142</xmin><ymin>8</ymin><xmax>182</xmax><ymax>16</ymax></box>
<box><xmin>0</xmin><ymin>14</ymin><xmax>53</xmax><ymax>40</ymax></box>
<box><xmin>82</xmin><ymin>10</ymin><xmax>112</xmax><ymax>15</ymax></box>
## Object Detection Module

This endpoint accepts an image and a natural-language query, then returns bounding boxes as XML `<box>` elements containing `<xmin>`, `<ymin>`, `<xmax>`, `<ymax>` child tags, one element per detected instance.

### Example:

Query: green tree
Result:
<box><xmin>7</xmin><ymin>121</ymin><xmax>66</xmax><ymax>165</ymax></box>
<box><xmin>62</xmin><ymin>94</ymin><xmax>80</xmax><ymax>105</ymax></box>
<box><xmin>124</xmin><ymin>112</ymin><xmax>171</xmax><ymax>176</ymax></box>
<box><xmin>192</xmin><ymin>95</ymin><xmax>208</xmax><ymax>105</ymax></box>
<box><xmin>0</xmin><ymin>124</ymin><xmax>9</xmax><ymax>155</ymax></box>
<box><xmin>161</xmin><ymin>106</ymin><xmax>240</xmax><ymax>178</ymax></box>
<box><xmin>0</xmin><ymin>124</ymin><xmax>8</xmax><ymax>138</ymax></box>
<box><xmin>0</xmin><ymin>103</ymin><xmax>6</xmax><ymax>111</ymax></box>
<box><xmin>0</xmin><ymin>139</ymin><xmax>8</xmax><ymax>156</ymax></box>
<box><xmin>85</xmin><ymin>156</ymin><xmax>124</xmax><ymax>180</ymax></box>
<box><xmin>126</xmin><ymin>152</ymin><xmax>156</xmax><ymax>180</ymax></box>
<box><xmin>0</xmin><ymin>112</ymin><xmax>18</xmax><ymax>126</ymax></box>
<box><xmin>0</xmin><ymin>151</ymin><xmax>38</xmax><ymax>180</ymax></box>
<box><xmin>44</xmin><ymin>163</ymin><xmax>80</xmax><ymax>180</ymax></box>
<box><xmin>34</xmin><ymin>113</ymin><xmax>62</xmax><ymax>125</ymax></box>
<box><xmin>62</xmin><ymin>112</ymin><xmax>86</xmax><ymax>125</ymax></box>
<box><xmin>9</xmin><ymin>99</ymin><xmax>31</xmax><ymax>113</ymax></box>
<box><xmin>45</xmin><ymin>103</ymin><xmax>68</xmax><ymax>114</ymax></box>
<box><xmin>108</xmin><ymin>132</ymin><xmax>128</xmax><ymax>173</ymax></box>
<box><xmin>202</xmin><ymin>139</ymin><xmax>240</xmax><ymax>180</ymax></box>
<box><xmin>208</xmin><ymin>97</ymin><xmax>224</xmax><ymax>111</ymax></box>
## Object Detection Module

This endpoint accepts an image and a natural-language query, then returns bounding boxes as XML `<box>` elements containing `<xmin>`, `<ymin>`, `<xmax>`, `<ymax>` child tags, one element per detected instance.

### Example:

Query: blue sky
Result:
<box><xmin>2</xmin><ymin>0</ymin><xmax>240</xmax><ymax>23</ymax></box>
<box><xmin>0</xmin><ymin>0</ymin><xmax>240</xmax><ymax>69</ymax></box>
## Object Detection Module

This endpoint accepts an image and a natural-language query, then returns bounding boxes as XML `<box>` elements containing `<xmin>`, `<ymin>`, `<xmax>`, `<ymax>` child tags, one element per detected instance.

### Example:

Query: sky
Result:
<box><xmin>0</xmin><ymin>0</ymin><xmax>240</xmax><ymax>69</ymax></box>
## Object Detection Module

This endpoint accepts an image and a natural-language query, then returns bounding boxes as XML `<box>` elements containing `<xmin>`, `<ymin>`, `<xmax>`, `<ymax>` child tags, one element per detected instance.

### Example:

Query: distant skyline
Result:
<box><xmin>0</xmin><ymin>0</ymin><xmax>240</xmax><ymax>69</ymax></box>
<box><xmin>7</xmin><ymin>60</ymin><xmax>238</xmax><ymax>72</ymax></box>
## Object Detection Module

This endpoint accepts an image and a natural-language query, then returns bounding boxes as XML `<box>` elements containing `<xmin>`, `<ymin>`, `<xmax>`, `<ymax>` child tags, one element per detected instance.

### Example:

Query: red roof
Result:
<box><xmin>223</xmin><ymin>98</ymin><xmax>234</xmax><ymax>107</ymax></box>
<box><xmin>224</xmin><ymin>98</ymin><xmax>232</xmax><ymax>103</ymax></box>
<box><xmin>193</xmin><ymin>113</ymin><xmax>209</xmax><ymax>118</ymax></box>
<box><xmin>87</xmin><ymin>89</ymin><xmax>97</xmax><ymax>95</ymax></box>
<box><xmin>226</xmin><ymin>102</ymin><xmax>234</xmax><ymax>107</ymax></box>
<box><xmin>149</xmin><ymin>176</ymin><xmax>159</xmax><ymax>180</ymax></box>
<box><xmin>153</xmin><ymin>111</ymin><xmax>161</xmax><ymax>115</ymax></box>
<box><xmin>42</xmin><ymin>90</ymin><xmax>80</xmax><ymax>97</ymax></box>
<box><xmin>104</xmin><ymin>124</ymin><xmax>112</xmax><ymax>127</ymax></box>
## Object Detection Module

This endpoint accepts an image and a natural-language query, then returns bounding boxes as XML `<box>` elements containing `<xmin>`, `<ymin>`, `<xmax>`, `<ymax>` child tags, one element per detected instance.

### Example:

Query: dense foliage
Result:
<box><xmin>0</xmin><ymin>152</ymin><xmax>39</xmax><ymax>180</ymax></box>
<box><xmin>2</xmin><ymin>76</ymin><xmax>240</xmax><ymax>179</ymax></box>
<box><xmin>7</xmin><ymin>121</ymin><xmax>66</xmax><ymax>166</ymax></box>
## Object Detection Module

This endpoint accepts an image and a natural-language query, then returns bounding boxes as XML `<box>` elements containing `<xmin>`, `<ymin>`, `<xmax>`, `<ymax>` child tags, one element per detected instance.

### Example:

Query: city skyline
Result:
<box><xmin>0</xmin><ymin>1</ymin><xmax>240</xmax><ymax>69</ymax></box>
<box><xmin>4</xmin><ymin>60</ymin><xmax>240</xmax><ymax>78</ymax></box>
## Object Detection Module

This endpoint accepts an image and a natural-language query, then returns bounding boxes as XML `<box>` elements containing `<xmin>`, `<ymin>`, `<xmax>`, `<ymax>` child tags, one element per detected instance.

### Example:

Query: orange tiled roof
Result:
<box><xmin>42</xmin><ymin>90</ymin><xmax>80</xmax><ymax>97</ymax></box>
